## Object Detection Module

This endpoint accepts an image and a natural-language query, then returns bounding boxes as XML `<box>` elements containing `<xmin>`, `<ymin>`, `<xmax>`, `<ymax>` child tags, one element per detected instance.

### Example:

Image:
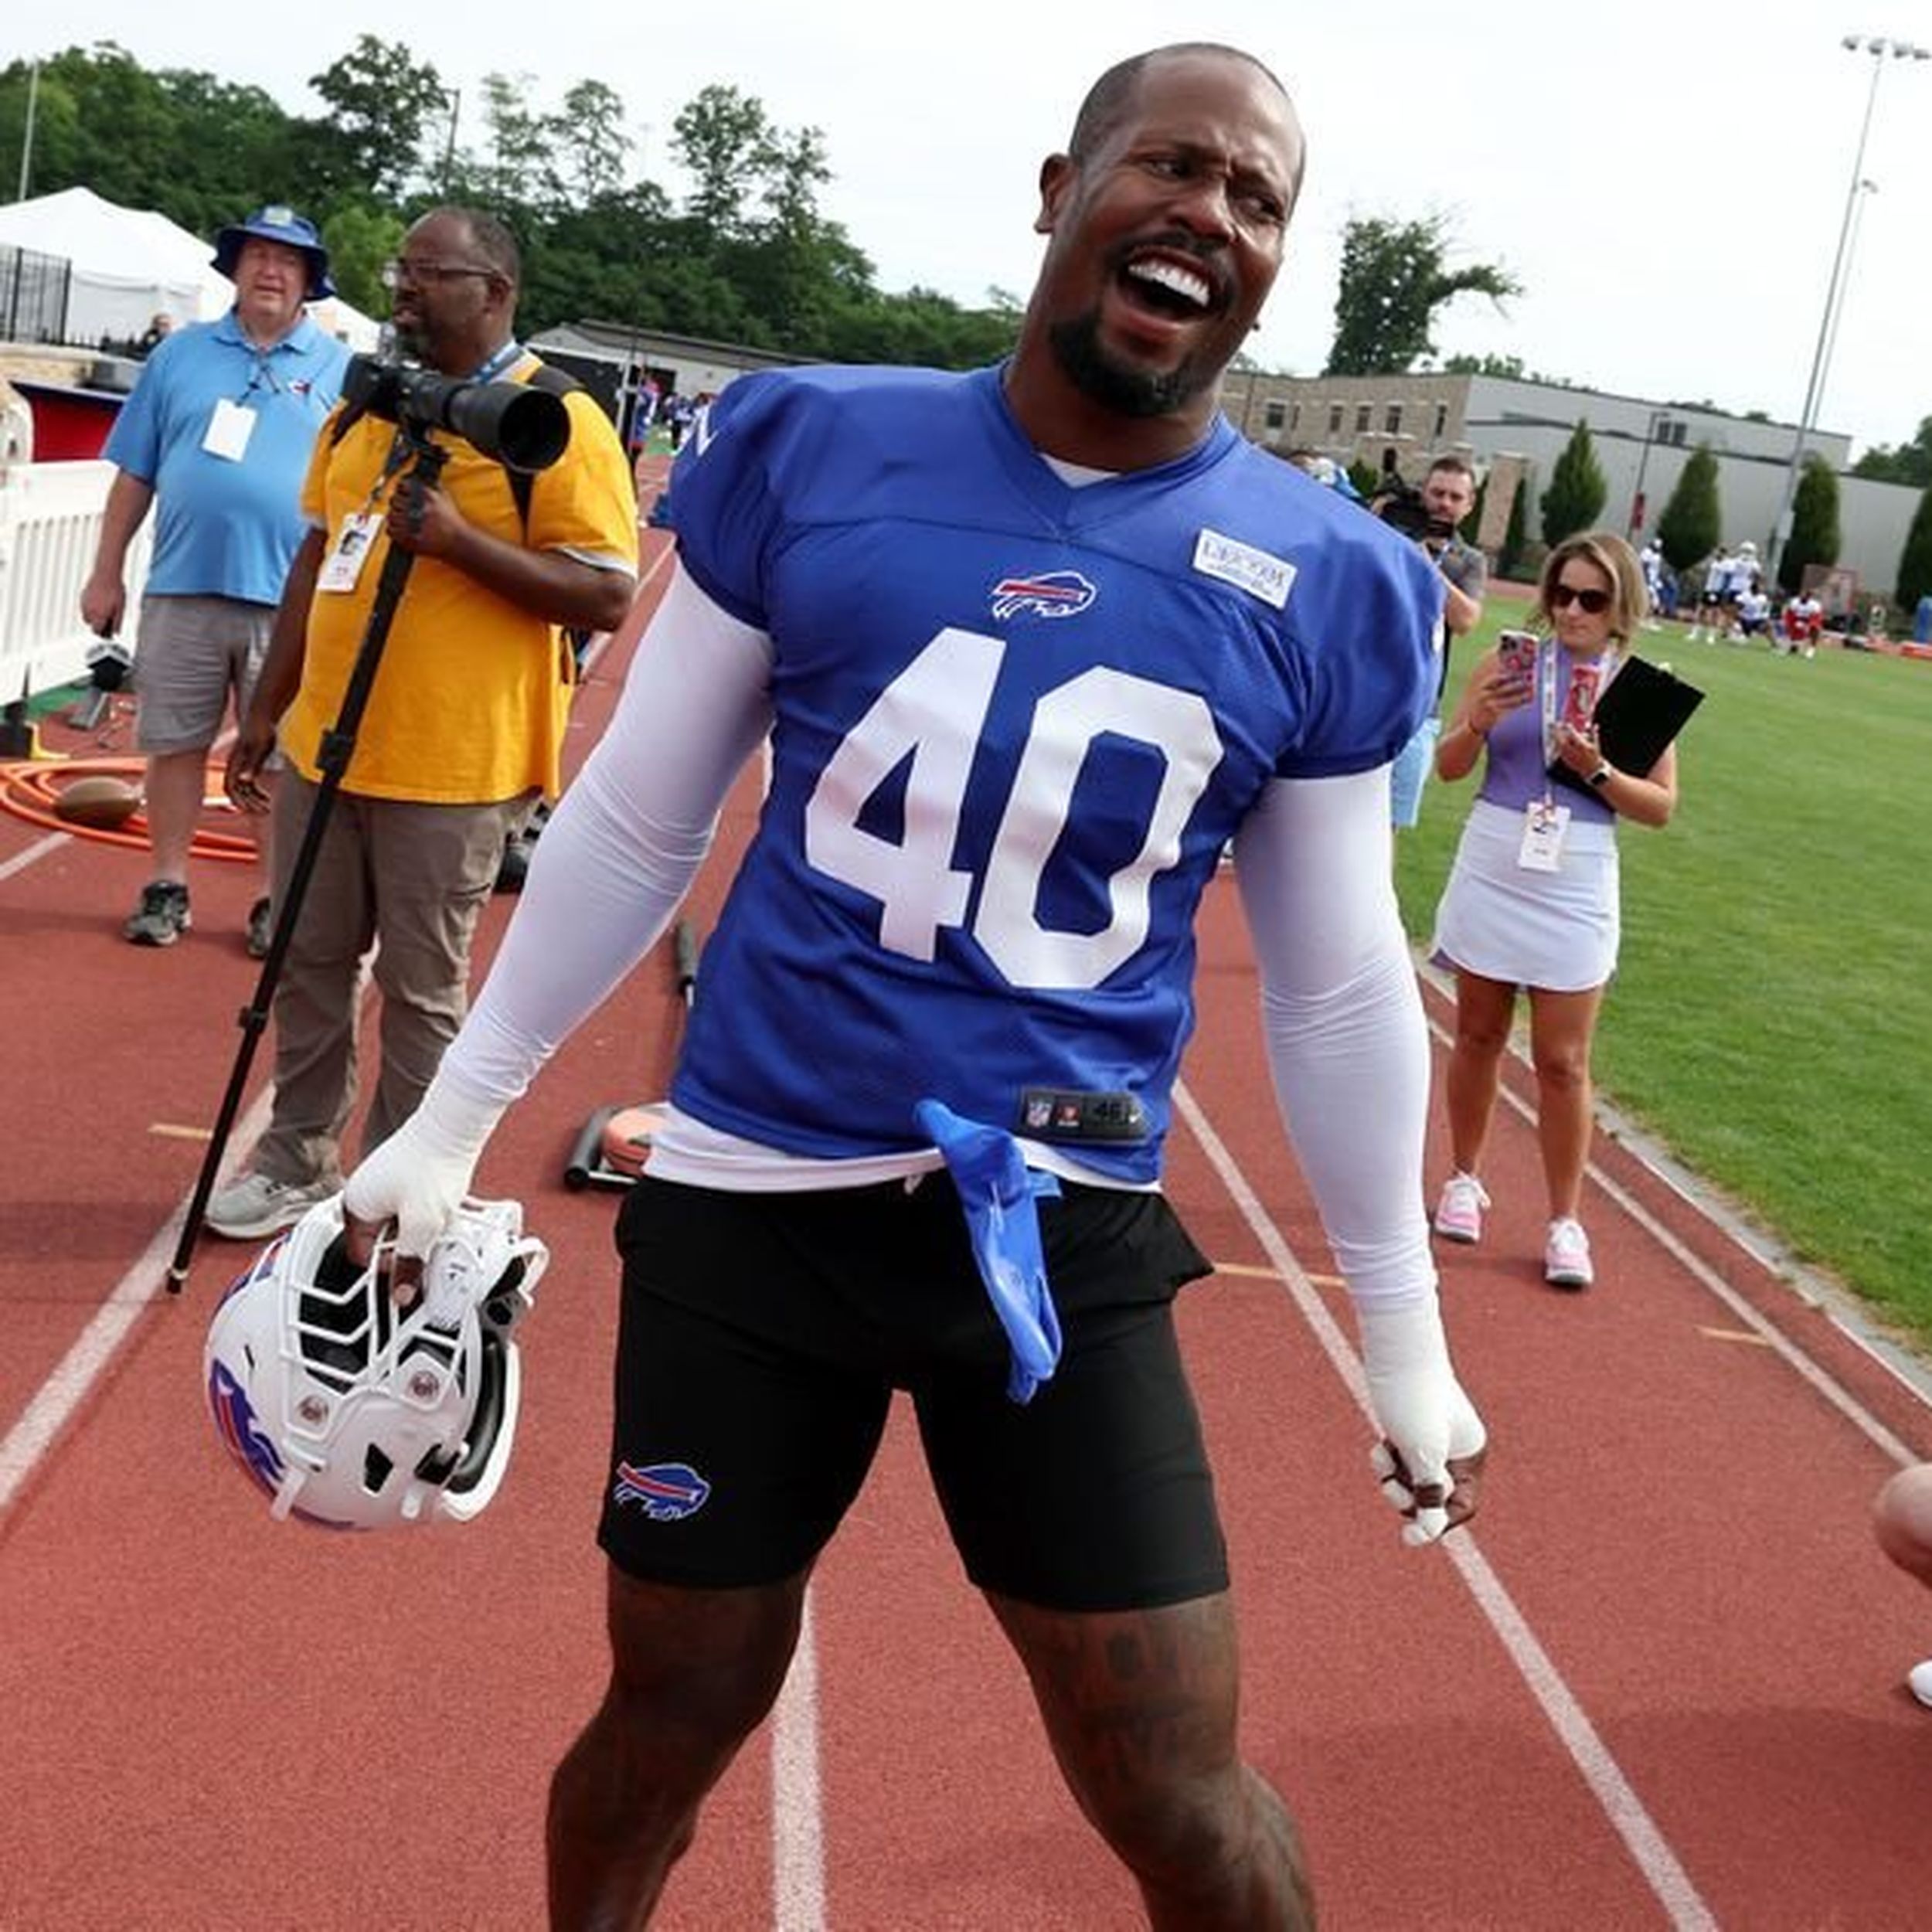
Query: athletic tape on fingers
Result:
<box><xmin>1369</xmin><ymin>1440</ymin><xmax>1452</xmax><ymax>1546</ymax></box>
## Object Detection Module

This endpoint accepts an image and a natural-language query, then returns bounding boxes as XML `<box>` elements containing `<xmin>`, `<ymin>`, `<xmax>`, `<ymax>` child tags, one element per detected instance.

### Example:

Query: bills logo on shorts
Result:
<box><xmin>990</xmin><ymin>571</ymin><xmax>1097</xmax><ymax>621</ymax></box>
<box><xmin>611</xmin><ymin>1459</ymin><xmax>713</xmax><ymax>1522</ymax></box>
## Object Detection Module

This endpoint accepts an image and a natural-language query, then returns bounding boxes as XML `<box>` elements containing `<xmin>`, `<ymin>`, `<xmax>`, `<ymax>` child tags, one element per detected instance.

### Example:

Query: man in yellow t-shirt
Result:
<box><xmin>212</xmin><ymin>206</ymin><xmax>638</xmax><ymax>1239</ymax></box>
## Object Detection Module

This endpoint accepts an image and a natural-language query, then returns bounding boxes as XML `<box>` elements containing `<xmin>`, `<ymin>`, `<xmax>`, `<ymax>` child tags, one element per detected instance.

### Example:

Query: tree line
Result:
<box><xmin>2</xmin><ymin>41</ymin><xmax>1530</xmax><ymax>384</ymax></box>
<box><xmin>1442</xmin><ymin>420</ymin><xmax>1928</xmax><ymax>613</ymax></box>
<box><xmin>5</xmin><ymin>41</ymin><xmax>1930</xmax><ymax>605</ymax></box>
<box><xmin>0</xmin><ymin>38</ymin><xmax>1022</xmax><ymax>369</ymax></box>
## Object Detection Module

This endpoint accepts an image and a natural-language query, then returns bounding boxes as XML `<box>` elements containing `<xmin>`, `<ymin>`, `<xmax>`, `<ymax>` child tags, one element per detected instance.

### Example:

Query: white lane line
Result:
<box><xmin>577</xmin><ymin>542</ymin><xmax>675</xmax><ymax>682</ymax></box>
<box><xmin>1422</xmin><ymin>1012</ymin><xmax>1925</xmax><ymax>1468</ymax></box>
<box><xmin>0</xmin><ymin>829</ymin><xmax>70</xmax><ymax>882</ymax></box>
<box><xmin>1</xmin><ymin>540</ymin><xmax>690</xmax><ymax>1509</ymax></box>
<box><xmin>770</xmin><ymin>1587</ymin><xmax>827</xmax><ymax>1931</ymax></box>
<box><xmin>1172</xmin><ymin>1079</ymin><xmax>1719</xmax><ymax>1932</ymax></box>
<box><xmin>0</xmin><ymin>1085</ymin><xmax>274</xmax><ymax>1515</ymax></box>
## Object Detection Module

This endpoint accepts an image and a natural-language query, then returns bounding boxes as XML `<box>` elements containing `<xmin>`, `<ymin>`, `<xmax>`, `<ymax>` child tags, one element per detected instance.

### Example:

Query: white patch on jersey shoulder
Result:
<box><xmin>1192</xmin><ymin>529</ymin><xmax>1296</xmax><ymax>610</ymax></box>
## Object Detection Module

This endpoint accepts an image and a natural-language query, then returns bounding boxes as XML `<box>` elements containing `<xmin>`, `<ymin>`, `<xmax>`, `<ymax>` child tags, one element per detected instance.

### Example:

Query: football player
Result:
<box><xmin>345</xmin><ymin>43</ymin><xmax>1485</xmax><ymax>1927</ymax></box>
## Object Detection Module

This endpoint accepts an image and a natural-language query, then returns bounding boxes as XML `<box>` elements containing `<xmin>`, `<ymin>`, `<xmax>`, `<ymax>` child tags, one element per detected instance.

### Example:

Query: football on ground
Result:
<box><xmin>53</xmin><ymin>774</ymin><xmax>143</xmax><ymax>829</ymax></box>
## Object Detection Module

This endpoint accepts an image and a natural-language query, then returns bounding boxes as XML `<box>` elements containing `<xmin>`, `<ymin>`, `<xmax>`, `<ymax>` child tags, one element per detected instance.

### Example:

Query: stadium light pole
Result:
<box><xmin>1818</xmin><ymin>178</ymin><xmax>1878</xmax><ymax>417</ymax></box>
<box><xmin>1765</xmin><ymin>35</ymin><xmax>1929</xmax><ymax>583</ymax></box>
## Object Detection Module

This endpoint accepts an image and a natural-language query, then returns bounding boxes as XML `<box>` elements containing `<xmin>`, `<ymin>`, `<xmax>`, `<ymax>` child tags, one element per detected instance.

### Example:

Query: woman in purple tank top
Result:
<box><xmin>1425</xmin><ymin>532</ymin><xmax>1680</xmax><ymax>1291</ymax></box>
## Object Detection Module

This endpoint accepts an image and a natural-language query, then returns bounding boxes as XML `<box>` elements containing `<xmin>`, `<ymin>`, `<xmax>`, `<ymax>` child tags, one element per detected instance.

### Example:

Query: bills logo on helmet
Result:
<box><xmin>989</xmin><ymin>571</ymin><xmax>1097</xmax><ymax>622</ymax></box>
<box><xmin>611</xmin><ymin>1459</ymin><xmax>712</xmax><ymax>1521</ymax></box>
<box><xmin>207</xmin><ymin>1359</ymin><xmax>287</xmax><ymax>1500</ymax></box>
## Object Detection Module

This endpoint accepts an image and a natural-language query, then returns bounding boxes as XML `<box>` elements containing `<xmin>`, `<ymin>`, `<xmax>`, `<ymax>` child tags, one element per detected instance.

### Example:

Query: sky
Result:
<box><xmin>11</xmin><ymin>2</ymin><xmax>1932</xmax><ymax>457</ymax></box>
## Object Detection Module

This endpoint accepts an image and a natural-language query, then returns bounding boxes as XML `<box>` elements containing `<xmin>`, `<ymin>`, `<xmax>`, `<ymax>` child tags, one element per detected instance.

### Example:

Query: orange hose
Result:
<box><xmin>0</xmin><ymin>757</ymin><xmax>260</xmax><ymax>860</ymax></box>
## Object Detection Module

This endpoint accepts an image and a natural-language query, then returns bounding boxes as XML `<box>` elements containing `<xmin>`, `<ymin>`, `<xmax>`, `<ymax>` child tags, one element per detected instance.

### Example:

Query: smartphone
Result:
<box><xmin>1496</xmin><ymin>628</ymin><xmax>1538</xmax><ymax>685</ymax></box>
<box><xmin>1562</xmin><ymin>661</ymin><xmax>1603</xmax><ymax>731</ymax></box>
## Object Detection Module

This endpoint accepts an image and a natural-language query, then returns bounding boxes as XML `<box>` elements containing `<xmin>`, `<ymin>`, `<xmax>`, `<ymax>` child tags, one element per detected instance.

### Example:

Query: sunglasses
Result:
<box><xmin>1550</xmin><ymin>583</ymin><xmax>1612</xmax><ymax>614</ymax></box>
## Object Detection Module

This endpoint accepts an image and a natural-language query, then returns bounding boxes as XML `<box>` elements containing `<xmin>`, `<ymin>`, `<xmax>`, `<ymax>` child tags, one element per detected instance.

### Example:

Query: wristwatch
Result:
<box><xmin>1587</xmin><ymin>762</ymin><xmax>1614</xmax><ymax>788</ymax></box>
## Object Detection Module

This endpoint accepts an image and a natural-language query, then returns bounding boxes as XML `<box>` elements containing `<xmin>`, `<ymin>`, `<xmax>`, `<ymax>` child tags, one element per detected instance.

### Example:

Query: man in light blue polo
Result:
<box><xmin>81</xmin><ymin>206</ymin><xmax>350</xmax><ymax>949</ymax></box>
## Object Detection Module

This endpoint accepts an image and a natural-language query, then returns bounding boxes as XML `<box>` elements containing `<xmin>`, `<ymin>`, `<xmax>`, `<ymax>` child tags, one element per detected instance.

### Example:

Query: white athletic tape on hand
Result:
<box><xmin>1368</xmin><ymin>1439</ymin><xmax>1451</xmax><ymax>1545</ymax></box>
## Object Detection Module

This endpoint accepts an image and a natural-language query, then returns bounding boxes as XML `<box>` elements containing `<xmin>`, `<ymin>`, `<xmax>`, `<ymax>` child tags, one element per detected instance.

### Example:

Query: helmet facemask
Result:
<box><xmin>206</xmin><ymin>1196</ymin><xmax>546</xmax><ymax>1529</ymax></box>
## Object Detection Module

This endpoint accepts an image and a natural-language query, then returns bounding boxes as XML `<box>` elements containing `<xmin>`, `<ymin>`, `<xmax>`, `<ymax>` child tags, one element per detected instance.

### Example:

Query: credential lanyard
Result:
<box><xmin>469</xmin><ymin>340</ymin><xmax>525</xmax><ymax>383</ymax></box>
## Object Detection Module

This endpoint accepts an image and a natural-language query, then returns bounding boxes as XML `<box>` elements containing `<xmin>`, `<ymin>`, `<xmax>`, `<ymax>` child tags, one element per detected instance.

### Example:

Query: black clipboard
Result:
<box><xmin>1549</xmin><ymin>655</ymin><xmax>1704</xmax><ymax>798</ymax></box>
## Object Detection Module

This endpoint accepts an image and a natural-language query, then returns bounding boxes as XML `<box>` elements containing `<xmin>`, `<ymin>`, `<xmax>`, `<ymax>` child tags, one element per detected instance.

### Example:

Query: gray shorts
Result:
<box><xmin>132</xmin><ymin>594</ymin><xmax>274</xmax><ymax>754</ymax></box>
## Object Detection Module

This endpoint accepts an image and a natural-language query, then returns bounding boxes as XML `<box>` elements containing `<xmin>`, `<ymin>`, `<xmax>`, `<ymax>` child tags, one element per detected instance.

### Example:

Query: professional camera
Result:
<box><xmin>1374</xmin><ymin>478</ymin><xmax>1456</xmax><ymax>545</ymax></box>
<box><xmin>340</xmin><ymin>354</ymin><xmax>570</xmax><ymax>472</ymax></box>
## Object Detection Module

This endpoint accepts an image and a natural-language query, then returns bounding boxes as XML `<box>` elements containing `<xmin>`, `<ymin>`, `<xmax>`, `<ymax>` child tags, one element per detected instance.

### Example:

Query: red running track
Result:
<box><xmin>4</xmin><ymin>495</ymin><xmax>1930</xmax><ymax>1927</ymax></box>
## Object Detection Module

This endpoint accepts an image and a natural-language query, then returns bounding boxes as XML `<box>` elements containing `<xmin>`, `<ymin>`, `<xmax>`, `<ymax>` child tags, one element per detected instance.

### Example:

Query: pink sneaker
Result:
<box><xmin>1544</xmin><ymin>1217</ymin><xmax>1594</xmax><ymax>1289</ymax></box>
<box><xmin>1433</xmin><ymin>1173</ymin><xmax>1489</xmax><ymax>1244</ymax></box>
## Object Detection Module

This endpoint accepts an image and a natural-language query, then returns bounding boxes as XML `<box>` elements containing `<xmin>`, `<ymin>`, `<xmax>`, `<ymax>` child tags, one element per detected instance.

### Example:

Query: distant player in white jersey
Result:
<box><xmin>342</xmin><ymin>43</ymin><xmax>1486</xmax><ymax>1928</ymax></box>
<box><xmin>1689</xmin><ymin>546</ymin><xmax>1733</xmax><ymax>640</ymax></box>
<box><xmin>1639</xmin><ymin>537</ymin><xmax>1666</xmax><ymax>630</ymax></box>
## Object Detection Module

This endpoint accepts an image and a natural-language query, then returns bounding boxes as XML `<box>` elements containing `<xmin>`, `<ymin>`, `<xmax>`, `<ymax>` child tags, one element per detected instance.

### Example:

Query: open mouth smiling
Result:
<box><xmin>1118</xmin><ymin>250</ymin><xmax>1223</xmax><ymax>321</ymax></box>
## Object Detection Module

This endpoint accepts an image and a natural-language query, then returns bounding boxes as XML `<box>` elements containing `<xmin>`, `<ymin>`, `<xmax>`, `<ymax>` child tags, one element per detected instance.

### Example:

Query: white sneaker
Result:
<box><xmin>1433</xmin><ymin>1173</ymin><xmax>1489</xmax><ymax>1244</ymax></box>
<box><xmin>1544</xmin><ymin>1216</ymin><xmax>1595</xmax><ymax>1289</ymax></box>
<box><xmin>1909</xmin><ymin>1658</ymin><xmax>1932</xmax><ymax>1709</ymax></box>
<box><xmin>205</xmin><ymin>1170</ymin><xmax>335</xmax><ymax>1240</ymax></box>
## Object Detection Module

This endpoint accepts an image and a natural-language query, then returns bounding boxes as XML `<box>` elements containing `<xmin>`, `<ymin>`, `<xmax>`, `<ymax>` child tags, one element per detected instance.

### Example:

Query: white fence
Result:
<box><xmin>0</xmin><ymin>460</ymin><xmax>149</xmax><ymax>702</ymax></box>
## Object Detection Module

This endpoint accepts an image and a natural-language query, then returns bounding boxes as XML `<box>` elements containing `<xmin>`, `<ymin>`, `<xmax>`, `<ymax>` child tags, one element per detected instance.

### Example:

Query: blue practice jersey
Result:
<box><xmin>666</xmin><ymin>365</ymin><xmax>1443</xmax><ymax>1182</ymax></box>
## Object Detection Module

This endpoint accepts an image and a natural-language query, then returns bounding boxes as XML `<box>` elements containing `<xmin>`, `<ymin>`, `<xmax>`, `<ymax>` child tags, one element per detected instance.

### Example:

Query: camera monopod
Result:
<box><xmin>164</xmin><ymin>438</ymin><xmax>451</xmax><ymax>1295</ymax></box>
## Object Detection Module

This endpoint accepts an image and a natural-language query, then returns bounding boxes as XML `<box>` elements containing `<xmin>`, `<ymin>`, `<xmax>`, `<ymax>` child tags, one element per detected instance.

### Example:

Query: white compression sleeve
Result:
<box><xmin>435</xmin><ymin>561</ymin><xmax>774</xmax><ymax>1119</ymax></box>
<box><xmin>1232</xmin><ymin>768</ymin><xmax>1485</xmax><ymax>1536</ymax></box>
<box><xmin>1232</xmin><ymin>768</ymin><xmax>1437</xmax><ymax>1322</ymax></box>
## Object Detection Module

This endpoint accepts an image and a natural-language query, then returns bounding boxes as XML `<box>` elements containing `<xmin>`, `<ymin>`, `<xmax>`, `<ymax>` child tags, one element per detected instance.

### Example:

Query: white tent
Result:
<box><xmin>0</xmin><ymin>185</ymin><xmax>379</xmax><ymax>352</ymax></box>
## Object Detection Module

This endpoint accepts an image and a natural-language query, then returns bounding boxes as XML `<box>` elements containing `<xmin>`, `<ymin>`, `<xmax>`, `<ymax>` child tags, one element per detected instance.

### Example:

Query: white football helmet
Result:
<box><xmin>204</xmin><ymin>1193</ymin><xmax>546</xmax><ymax>1529</ymax></box>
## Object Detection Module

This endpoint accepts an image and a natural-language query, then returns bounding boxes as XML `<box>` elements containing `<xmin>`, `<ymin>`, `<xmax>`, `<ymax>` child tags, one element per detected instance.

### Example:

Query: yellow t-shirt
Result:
<box><xmin>282</xmin><ymin>359</ymin><xmax>638</xmax><ymax>802</ymax></box>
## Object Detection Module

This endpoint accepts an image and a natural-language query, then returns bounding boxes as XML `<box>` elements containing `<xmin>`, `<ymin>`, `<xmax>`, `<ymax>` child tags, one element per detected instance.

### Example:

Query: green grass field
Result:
<box><xmin>1396</xmin><ymin>597</ymin><xmax>1932</xmax><ymax>1350</ymax></box>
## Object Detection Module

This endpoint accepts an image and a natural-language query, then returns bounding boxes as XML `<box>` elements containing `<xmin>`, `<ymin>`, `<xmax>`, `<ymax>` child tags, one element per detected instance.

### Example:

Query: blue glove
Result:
<box><xmin>913</xmin><ymin>1098</ymin><xmax>1063</xmax><ymax>1403</ymax></box>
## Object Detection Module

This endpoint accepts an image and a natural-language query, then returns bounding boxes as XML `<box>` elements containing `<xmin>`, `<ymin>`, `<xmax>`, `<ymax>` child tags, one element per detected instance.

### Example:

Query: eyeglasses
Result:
<box><xmin>1550</xmin><ymin>583</ymin><xmax>1612</xmax><ymax>614</ymax></box>
<box><xmin>379</xmin><ymin>259</ymin><xmax>497</xmax><ymax>290</ymax></box>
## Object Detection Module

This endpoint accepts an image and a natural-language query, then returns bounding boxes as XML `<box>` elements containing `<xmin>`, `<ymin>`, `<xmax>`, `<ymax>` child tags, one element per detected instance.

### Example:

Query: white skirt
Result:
<box><xmin>1430</xmin><ymin>798</ymin><xmax>1620</xmax><ymax>992</ymax></box>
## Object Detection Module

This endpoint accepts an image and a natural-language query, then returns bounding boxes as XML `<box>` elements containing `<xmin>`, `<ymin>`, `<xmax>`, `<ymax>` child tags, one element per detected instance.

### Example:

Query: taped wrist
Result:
<box><xmin>1355</xmin><ymin>1296</ymin><xmax>1453</xmax><ymax>1449</ymax></box>
<box><xmin>343</xmin><ymin>1072</ymin><xmax>506</xmax><ymax>1258</ymax></box>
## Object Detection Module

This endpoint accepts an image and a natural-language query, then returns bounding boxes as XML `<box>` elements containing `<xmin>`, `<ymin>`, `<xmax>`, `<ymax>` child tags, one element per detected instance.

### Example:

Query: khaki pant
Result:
<box><xmin>255</xmin><ymin>770</ymin><xmax>527</xmax><ymax>1186</ymax></box>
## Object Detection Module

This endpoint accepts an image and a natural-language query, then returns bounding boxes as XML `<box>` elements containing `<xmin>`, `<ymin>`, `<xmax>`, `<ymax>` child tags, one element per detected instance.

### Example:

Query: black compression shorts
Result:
<box><xmin>597</xmin><ymin>1172</ymin><xmax>1226</xmax><ymax>1612</ymax></box>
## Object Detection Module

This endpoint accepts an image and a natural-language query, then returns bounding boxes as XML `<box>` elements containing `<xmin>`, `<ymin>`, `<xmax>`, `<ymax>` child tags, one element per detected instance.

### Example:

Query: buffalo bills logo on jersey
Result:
<box><xmin>208</xmin><ymin>1359</ymin><xmax>287</xmax><ymax>1500</ymax></box>
<box><xmin>611</xmin><ymin>1459</ymin><xmax>713</xmax><ymax>1521</ymax></box>
<box><xmin>990</xmin><ymin>571</ymin><xmax>1097</xmax><ymax>622</ymax></box>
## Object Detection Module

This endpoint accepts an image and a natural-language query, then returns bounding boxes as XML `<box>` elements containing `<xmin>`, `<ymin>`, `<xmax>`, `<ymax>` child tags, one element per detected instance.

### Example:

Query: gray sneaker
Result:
<box><xmin>205</xmin><ymin>1170</ymin><xmax>334</xmax><ymax>1240</ymax></box>
<box><xmin>124</xmin><ymin>880</ymin><xmax>192</xmax><ymax>947</ymax></box>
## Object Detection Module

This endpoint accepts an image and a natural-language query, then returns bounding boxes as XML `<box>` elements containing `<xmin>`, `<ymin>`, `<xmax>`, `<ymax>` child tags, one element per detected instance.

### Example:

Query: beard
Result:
<box><xmin>1047</xmin><ymin>308</ymin><xmax>1218</xmax><ymax>419</ymax></box>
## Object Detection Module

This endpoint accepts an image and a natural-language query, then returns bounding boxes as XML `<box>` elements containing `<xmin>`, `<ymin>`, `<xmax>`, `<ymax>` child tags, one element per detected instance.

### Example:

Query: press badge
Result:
<box><xmin>202</xmin><ymin>399</ymin><xmax>257</xmax><ymax>462</ymax></box>
<box><xmin>1518</xmin><ymin>798</ymin><xmax>1570</xmax><ymax>872</ymax></box>
<box><xmin>316</xmin><ymin>513</ymin><xmax>380</xmax><ymax>594</ymax></box>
